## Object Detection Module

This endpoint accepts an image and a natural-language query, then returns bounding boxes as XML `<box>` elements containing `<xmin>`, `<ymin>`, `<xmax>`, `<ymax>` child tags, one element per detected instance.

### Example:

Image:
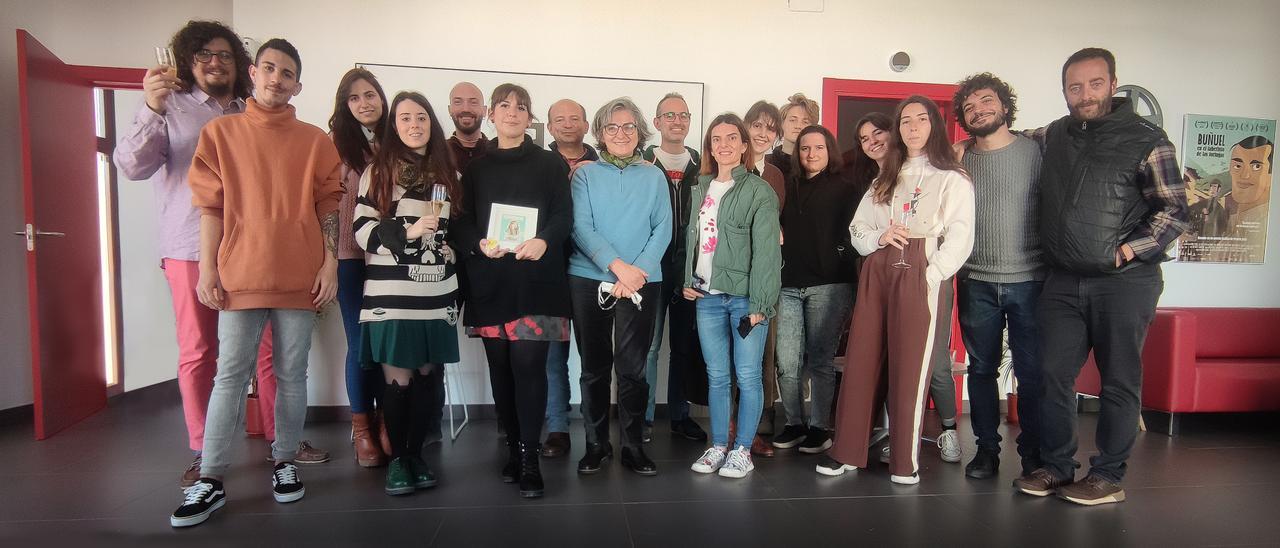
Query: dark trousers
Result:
<box><xmin>483</xmin><ymin>339</ymin><xmax>550</xmax><ymax>447</ymax></box>
<box><xmin>1037</xmin><ymin>264</ymin><xmax>1162</xmax><ymax>484</ymax></box>
<box><xmin>569</xmin><ymin>275</ymin><xmax>660</xmax><ymax>449</ymax></box>
<box><xmin>663</xmin><ymin>278</ymin><xmax>703</xmax><ymax>417</ymax></box>
<box><xmin>958</xmin><ymin>278</ymin><xmax>1044</xmax><ymax>472</ymax></box>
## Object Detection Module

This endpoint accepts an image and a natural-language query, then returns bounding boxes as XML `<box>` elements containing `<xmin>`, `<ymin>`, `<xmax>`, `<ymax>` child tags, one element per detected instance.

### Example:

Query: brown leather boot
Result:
<box><xmin>352</xmin><ymin>413</ymin><xmax>385</xmax><ymax>468</ymax></box>
<box><xmin>375</xmin><ymin>410</ymin><xmax>394</xmax><ymax>457</ymax></box>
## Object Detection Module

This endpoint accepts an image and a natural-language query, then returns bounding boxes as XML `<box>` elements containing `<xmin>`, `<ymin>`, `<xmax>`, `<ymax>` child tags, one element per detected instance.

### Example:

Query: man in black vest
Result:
<box><xmin>1013</xmin><ymin>48</ymin><xmax>1189</xmax><ymax>506</ymax></box>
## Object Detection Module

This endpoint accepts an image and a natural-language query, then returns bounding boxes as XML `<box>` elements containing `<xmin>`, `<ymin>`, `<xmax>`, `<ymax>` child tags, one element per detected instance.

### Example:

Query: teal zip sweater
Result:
<box><xmin>682</xmin><ymin>164</ymin><xmax>782</xmax><ymax>317</ymax></box>
<box><xmin>568</xmin><ymin>158</ymin><xmax>673</xmax><ymax>283</ymax></box>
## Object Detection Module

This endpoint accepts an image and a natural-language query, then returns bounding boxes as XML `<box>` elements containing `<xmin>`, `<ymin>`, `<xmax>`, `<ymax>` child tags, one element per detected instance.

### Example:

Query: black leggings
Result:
<box><xmin>483</xmin><ymin>339</ymin><xmax>550</xmax><ymax>447</ymax></box>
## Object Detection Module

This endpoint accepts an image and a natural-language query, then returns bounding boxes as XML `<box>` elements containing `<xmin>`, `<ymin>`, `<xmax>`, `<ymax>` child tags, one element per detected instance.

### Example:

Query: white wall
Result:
<box><xmin>0</xmin><ymin>0</ymin><xmax>234</xmax><ymax>409</ymax></box>
<box><xmin>3</xmin><ymin>0</ymin><xmax>1278</xmax><ymax>410</ymax></box>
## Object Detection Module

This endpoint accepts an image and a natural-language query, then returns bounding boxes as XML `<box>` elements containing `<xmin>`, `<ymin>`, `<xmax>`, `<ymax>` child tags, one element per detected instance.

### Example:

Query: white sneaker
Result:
<box><xmin>890</xmin><ymin>473</ymin><xmax>920</xmax><ymax>485</ymax></box>
<box><xmin>691</xmin><ymin>446</ymin><xmax>727</xmax><ymax>474</ymax></box>
<box><xmin>879</xmin><ymin>445</ymin><xmax>891</xmax><ymax>464</ymax></box>
<box><xmin>938</xmin><ymin>429</ymin><xmax>961</xmax><ymax>463</ymax></box>
<box><xmin>717</xmin><ymin>446</ymin><xmax>754</xmax><ymax>478</ymax></box>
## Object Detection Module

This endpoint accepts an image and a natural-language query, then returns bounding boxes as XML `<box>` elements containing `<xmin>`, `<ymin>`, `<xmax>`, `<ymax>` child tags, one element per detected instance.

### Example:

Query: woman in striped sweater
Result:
<box><xmin>353</xmin><ymin>91</ymin><xmax>461</xmax><ymax>496</ymax></box>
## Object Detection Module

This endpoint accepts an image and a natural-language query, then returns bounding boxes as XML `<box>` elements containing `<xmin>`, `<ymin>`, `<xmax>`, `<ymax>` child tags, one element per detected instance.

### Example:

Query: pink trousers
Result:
<box><xmin>163</xmin><ymin>259</ymin><xmax>276</xmax><ymax>450</ymax></box>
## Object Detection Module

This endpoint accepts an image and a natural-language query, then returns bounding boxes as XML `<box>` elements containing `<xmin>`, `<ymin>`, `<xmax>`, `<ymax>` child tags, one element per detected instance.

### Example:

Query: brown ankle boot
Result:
<box><xmin>375</xmin><ymin>410</ymin><xmax>394</xmax><ymax>457</ymax></box>
<box><xmin>352</xmin><ymin>413</ymin><xmax>385</xmax><ymax>468</ymax></box>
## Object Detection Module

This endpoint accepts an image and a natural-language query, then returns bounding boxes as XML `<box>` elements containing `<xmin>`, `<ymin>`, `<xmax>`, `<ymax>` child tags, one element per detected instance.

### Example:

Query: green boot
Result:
<box><xmin>409</xmin><ymin>456</ymin><xmax>438</xmax><ymax>489</ymax></box>
<box><xmin>385</xmin><ymin>457</ymin><xmax>414</xmax><ymax>496</ymax></box>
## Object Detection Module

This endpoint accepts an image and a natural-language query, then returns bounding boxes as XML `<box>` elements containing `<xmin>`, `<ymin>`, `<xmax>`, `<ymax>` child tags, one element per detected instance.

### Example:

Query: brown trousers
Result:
<box><xmin>829</xmin><ymin>239</ymin><xmax>949</xmax><ymax>477</ymax></box>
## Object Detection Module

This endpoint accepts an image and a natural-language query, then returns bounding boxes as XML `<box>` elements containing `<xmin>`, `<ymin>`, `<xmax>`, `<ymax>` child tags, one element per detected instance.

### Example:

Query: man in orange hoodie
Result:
<box><xmin>171</xmin><ymin>38</ymin><xmax>343</xmax><ymax>528</ymax></box>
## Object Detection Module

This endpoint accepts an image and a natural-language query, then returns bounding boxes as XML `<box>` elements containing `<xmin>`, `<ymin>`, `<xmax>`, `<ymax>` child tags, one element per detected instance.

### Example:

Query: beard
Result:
<box><xmin>965</xmin><ymin>111</ymin><xmax>1006</xmax><ymax>138</ymax></box>
<box><xmin>202</xmin><ymin>81</ymin><xmax>233</xmax><ymax>98</ymax></box>
<box><xmin>1069</xmin><ymin>96</ymin><xmax>1113</xmax><ymax>121</ymax></box>
<box><xmin>452</xmin><ymin>113</ymin><xmax>481</xmax><ymax>134</ymax></box>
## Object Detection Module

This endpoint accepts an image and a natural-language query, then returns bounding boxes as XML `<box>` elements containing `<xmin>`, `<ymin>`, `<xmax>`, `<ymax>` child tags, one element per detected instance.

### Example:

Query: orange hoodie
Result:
<box><xmin>188</xmin><ymin>98</ymin><xmax>343</xmax><ymax>310</ymax></box>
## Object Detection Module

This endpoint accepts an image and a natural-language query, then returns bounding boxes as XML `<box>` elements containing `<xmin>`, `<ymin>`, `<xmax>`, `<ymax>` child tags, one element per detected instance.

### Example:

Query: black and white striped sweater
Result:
<box><xmin>353</xmin><ymin>167</ymin><xmax>459</xmax><ymax>323</ymax></box>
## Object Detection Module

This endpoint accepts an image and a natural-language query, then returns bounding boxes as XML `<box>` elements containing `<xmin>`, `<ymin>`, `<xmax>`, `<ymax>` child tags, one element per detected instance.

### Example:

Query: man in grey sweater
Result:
<box><xmin>952</xmin><ymin>73</ymin><xmax>1045</xmax><ymax>481</ymax></box>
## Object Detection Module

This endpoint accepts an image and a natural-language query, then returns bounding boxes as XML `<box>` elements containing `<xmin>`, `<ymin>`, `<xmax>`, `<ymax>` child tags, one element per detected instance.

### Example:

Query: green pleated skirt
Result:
<box><xmin>361</xmin><ymin>319</ymin><xmax>459</xmax><ymax>370</ymax></box>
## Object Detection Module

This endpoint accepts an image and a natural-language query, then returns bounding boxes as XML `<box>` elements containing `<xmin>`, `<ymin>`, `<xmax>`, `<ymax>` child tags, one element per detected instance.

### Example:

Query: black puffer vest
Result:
<box><xmin>1039</xmin><ymin>98</ymin><xmax>1166</xmax><ymax>275</ymax></box>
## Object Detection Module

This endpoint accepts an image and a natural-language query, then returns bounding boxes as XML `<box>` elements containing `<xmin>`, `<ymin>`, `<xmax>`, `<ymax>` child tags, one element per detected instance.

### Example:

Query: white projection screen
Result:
<box><xmin>357</xmin><ymin>63</ymin><xmax>706</xmax><ymax>150</ymax></box>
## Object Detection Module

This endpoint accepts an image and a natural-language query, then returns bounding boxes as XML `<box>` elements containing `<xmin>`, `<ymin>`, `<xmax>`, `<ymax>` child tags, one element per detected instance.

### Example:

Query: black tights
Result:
<box><xmin>483</xmin><ymin>339</ymin><xmax>550</xmax><ymax>447</ymax></box>
<box><xmin>382</xmin><ymin>367</ymin><xmax>440</xmax><ymax>459</ymax></box>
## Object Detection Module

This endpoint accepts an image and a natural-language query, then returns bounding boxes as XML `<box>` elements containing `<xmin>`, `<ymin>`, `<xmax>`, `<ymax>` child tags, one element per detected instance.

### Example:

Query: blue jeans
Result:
<box><xmin>775</xmin><ymin>283</ymin><xmax>853</xmax><ymax>430</ymax></box>
<box><xmin>202</xmin><ymin>308</ymin><xmax>316</xmax><ymax>476</ymax></box>
<box><xmin>696</xmin><ymin>294</ymin><xmax>767</xmax><ymax>449</ymax></box>
<box><xmin>337</xmin><ymin>259</ymin><xmax>378</xmax><ymax>413</ymax></box>
<box><xmin>644</xmin><ymin>279</ymin><xmax>696</xmax><ymax>423</ymax></box>
<box><xmin>545</xmin><ymin>339</ymin><xmax>572</xmax><ymax>433</ymax></box>
<box><xmin>958</xmin><ymin>278</ymin><xmax>1043</xmax><ymax>466</ymax></box>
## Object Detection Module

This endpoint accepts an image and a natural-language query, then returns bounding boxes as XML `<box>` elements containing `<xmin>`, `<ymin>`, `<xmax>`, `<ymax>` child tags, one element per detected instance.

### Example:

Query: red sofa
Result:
<box><xmin>1075</xmin><ymin>307</ymin><xmax>1280</xmax><ymax>434</ymax></box>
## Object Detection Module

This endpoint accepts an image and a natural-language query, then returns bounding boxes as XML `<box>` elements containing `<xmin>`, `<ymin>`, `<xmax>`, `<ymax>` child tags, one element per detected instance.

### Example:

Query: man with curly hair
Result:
<box><xmin>115</xmin><ymin>21</ymin><xmax>329</xmax><ymax>491</ymax></box>
<box><xmin>952</xmin><ymin>72</ymin><xmax>1045</xmax><ymax>481</ymax></box>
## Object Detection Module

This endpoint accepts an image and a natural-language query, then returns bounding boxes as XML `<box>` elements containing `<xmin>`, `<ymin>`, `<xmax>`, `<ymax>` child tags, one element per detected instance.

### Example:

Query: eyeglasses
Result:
<box><xmin>660</xmin><ymin>111</ymin><xmax>692</xmax><ymax>122</ymax></box>
<box><xmin>194</xmin><ymin>50</ymin><xmax>235</xmax><ymax>64</ymax></box>
<box><xmin>604</xmin><ymin>123</ymin><xmax>638</xmax><ymax>136</ymax></box>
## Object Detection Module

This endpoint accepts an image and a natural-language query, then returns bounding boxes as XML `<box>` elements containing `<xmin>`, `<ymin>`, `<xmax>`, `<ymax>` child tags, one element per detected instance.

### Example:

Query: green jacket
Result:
<box><xmin>682</xmin><ymin>165</ymin><xmax>782</xmax><ymax>317</ymax></box>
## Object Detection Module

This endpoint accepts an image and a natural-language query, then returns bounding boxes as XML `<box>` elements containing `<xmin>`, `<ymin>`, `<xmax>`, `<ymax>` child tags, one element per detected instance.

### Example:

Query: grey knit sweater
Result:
<box><xmin>961</xmin><ymin>135</ymin><xmax>1044</xmax><ymax>283</ymax></box>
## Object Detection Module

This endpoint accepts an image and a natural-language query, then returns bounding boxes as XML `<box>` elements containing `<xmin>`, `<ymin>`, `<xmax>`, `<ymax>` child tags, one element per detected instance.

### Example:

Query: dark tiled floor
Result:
<box><xmin>1</xmin><ymin>387</ymin><xmax>1277</xmax><ymax>547</ymax></box>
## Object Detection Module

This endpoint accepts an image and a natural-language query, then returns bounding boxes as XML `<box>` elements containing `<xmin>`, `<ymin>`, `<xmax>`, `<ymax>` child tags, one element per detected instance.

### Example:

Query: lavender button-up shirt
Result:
<box><xmin>113</xmin><ymin>88</ymin><xmax>245</xmax><ymax>261</ymax></box>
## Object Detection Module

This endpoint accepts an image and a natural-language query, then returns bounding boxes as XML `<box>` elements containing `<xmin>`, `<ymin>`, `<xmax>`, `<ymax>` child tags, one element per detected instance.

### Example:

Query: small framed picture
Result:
<box><xmin>486</xmin><ymin>203</ymin><xmax>540</xmax><ymax>252</ymax></box>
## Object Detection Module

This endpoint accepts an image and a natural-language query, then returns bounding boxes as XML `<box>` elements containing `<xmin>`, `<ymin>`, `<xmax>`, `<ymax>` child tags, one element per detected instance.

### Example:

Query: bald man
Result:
<box><xmin>541</xmin><ymin>98</ymin><xmax>599</xmax><ymax>458</ymax></box>
<box><xmin>447</xmin><ymin>81</ymin><xmax>489</xmax><ymax>174</ymax></box>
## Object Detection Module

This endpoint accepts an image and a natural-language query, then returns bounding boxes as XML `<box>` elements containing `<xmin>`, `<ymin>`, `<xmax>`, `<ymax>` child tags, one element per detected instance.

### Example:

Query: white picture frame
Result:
<box><xmin>486</xmin><ymin>203</ymin><xmax>539</xmax><ymax>252</ymax></box>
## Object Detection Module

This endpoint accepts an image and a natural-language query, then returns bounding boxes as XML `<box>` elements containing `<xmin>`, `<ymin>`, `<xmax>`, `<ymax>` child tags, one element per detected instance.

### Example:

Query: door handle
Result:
<box><xmin>13</xmin><ymin>224</ymin><xmax>64</xmax><ymax>251</ymax></box>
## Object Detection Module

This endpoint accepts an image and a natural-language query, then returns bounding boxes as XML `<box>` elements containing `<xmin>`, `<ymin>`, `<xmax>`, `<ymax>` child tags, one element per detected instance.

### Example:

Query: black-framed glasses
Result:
<box><xmin>660</xmin><ymin>111</ymin><xmax>692</xmax><ymax>122</ymax></box>
<box><xmin>194</xmin><ymin>50</ymin><xmax>235</xmax><ymax>64</ymax></box>
<box><xmin>604</xmin><ymin>123</ymin><xmax>638</xmax><ymax>136</ymax></box>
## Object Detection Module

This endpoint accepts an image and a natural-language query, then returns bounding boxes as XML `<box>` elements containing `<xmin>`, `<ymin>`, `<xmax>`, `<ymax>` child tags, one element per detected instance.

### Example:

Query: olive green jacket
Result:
<box><xmin>682</xmin><ymin>165</ymin><xmax>782</xmax><ymax>317</ymax></box>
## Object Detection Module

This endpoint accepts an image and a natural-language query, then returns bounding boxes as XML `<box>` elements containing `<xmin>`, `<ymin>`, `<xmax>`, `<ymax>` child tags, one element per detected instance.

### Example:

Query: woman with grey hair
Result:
<box><xmin>568</xmin><ymin>97</ymin><xmax>672</xmax><ymax>476</ymax></box>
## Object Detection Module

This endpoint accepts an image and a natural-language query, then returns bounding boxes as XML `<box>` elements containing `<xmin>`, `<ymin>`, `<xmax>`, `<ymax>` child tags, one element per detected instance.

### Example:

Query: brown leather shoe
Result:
<box><xmin>295</xmin><ymin>440</ymin><xmax>331</xmax><ymax>464</ymax></box>
<box><xmin>750</xmin><ymin>435</ymin><xmax>774</xmax><ymax>458</ymax></box>
<box><xmin>180</xmin><ymin>455</ymin><xmax>202</xmax><ymax>487</ymax></box>
<box><xmin>1013</xmin><ymin>467</ymin><xmax>1074</xmax><ymax>497</ymax></box>
<box><xmin>1058</xmin><ymin>475</ymin><xmax>1126</xmax><ymax>506</ymax></box>
<box><xmin>375</xmin><ymin>410</ymin><xmax>394</xmax><ymax>457</ymax></box>
<box><xmin>352</xmin><ymin>413</ymin><xmax>386</xmax><ymax>468</ymax></box>
<box><xmin>541</xmin><ymin>432</ymin><xmax>571</xmax><ymax>458</ymax></box>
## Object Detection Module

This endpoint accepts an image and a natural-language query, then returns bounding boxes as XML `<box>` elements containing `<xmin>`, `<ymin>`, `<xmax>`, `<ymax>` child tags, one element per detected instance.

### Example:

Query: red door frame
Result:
<box><xmin>17</xmin><ymin>29</ymin><xmax>143</xmax><ymax>439</ymax></box>
<box><xmin>821</xmin><ymin>77</ymin><xmax>968</xmax><ymax>142</ymax></box>
<box><xmin>821</xmin><ymin>77</ymin><xmax>970</xmax><ymax>414</ymax></box>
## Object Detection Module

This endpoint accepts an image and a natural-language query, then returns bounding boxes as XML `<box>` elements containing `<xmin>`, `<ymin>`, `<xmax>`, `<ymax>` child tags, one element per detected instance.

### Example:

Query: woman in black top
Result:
<box><xmin>450</xmin><ymin>83</ymin><xmax>572</xmax><ymax>498</ymax></box>
<box><xmin>771</xmin><ymin>125</ymin><xmax>859</xmax><ymax>453</ymax></box>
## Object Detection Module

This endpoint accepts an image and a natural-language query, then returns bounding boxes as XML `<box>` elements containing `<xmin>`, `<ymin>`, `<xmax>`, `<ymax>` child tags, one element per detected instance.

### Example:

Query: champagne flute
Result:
<box><xmin>892</xmin><ymin>202</ymin><xmax>911</xmax><ymax>269</ymax></box>
<box><xmin>430</xmin><ymin>183</ymin><xmax>448</xmax><ymax>217</ymax></box>
<box><xmin>155</xmin><ymin>46</ymin><xmax>177</xmax><ymax>78</ymax></box>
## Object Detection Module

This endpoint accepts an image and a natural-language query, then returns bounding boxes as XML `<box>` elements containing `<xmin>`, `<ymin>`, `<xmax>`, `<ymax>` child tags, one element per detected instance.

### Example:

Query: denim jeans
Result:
<box><xmin>696</xmin><ymin>293</ymin><xmax>768</xmax><ymax>449</ymax></box>
<box><xmin>202</xmin><ymin>308</ymin><xmax>316</xmax><ymax>476</ymax></box>
<box><xmin>644</xmin><ymin>278</ymin><xmax>697</xmax><ymax>424</ymax></box>
<box><xmin>337</xmin><ymin>259</ymin><xmax>379</xmax><ymax>414</ymax></box>
<box><xmin>1038</xmin><ymin>265</ymin><xmax>1162</xmax><ymax>484</ymax></box>
<box><xmin>545</xmin><ymin>339</ymin><xmax>572</xmax><ymax>433</ymax></box>
<box><xmin>958</xmin><ymin>278</ymin><xmax>1044</xmax><ymax>466</ymax></box>
<box><xmin>775</xmin><ymin>283</ymin><xmax>853</xmax><ymax>431</ymax></box>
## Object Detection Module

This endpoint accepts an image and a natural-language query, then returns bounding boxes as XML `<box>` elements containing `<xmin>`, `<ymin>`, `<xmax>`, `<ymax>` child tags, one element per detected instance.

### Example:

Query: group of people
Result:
<box><xmin>114</xmin><ymin>20</ymin><xmax>1189</xmax><ymax>529</ymax></box>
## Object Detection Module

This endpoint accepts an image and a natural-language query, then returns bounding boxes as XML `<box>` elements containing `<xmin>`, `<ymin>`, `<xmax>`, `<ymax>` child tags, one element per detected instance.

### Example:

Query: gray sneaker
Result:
<box><xmin>717</xmin><ymin>446</ymin><xmax>754</xmax><ymax>478</ymax></box>
<box><xmin>937</xmin><ymin>429</ymin><xmax>961</xmax><ymax>463</ymax></box>
<box><xmin>691</xmin><ymin>446</ymin><xmax>727</xmax><ymax>474</ymax></box>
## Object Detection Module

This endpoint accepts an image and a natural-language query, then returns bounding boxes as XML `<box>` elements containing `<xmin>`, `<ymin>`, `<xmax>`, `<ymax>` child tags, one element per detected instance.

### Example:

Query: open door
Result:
<box><xmin>16</xmin><ymin>29</ymin><xmax>142</xmax><ymax>439</ymax></box>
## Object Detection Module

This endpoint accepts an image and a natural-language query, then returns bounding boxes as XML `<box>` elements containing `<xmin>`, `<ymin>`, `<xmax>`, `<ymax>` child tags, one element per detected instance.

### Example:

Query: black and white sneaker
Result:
<box><xmin>170</xmin><ymin>478</ymin><xmax>225</xmax><ymax>528</ymax></box>
<box><xmin>798</xmin><ymin>428</ymin><xmax>833</xmax><ymax>454</ymax></box>
<box><xmin>271</xmin><ymin>462</ymin><xmax>306</xmax><ymax>503</ymax></box>
<box><xmin>771</xmin><ymin>424</ymin><xmax>808</xmax><ymax>449</ymax></box>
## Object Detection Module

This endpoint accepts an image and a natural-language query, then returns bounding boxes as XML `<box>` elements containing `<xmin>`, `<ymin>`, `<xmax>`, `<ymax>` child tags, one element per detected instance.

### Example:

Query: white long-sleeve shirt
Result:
<box><xmin>849</xmin><ymin>155</ymin><xmax>975</xmax><ymax>288</ymax></box>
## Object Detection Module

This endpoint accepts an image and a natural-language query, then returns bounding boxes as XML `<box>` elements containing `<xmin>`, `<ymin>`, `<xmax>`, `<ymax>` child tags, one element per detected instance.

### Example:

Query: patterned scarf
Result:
<box><xmin>599</xmin><ymin>149</ymin><xmax>641</xmax><ymax>170</ymax></box>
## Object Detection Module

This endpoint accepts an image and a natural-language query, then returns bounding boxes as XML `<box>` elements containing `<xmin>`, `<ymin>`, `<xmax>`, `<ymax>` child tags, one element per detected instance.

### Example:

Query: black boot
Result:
<box><xmin>518</xmin><ymin>442</ymin><xmax>544</xmax><ymax>498</ymax></box>
<box><xmin>381</xmin><ymin>381</ymin><xmax>413</xmax><ymax>495</ymax></box>
<box><xmin>577</xmin><ymin>442</ymin><xmax>613</xmax><ymax>474</ymax></box>
<box><xmin>407</xmin><ymin>372</ymin><xmax>438</xmax><ymax>488</ymax></box>
<box><xmin>501</xmin><ymin>441</ymin><xmax>520</xmax><ymax>483</ymax></box>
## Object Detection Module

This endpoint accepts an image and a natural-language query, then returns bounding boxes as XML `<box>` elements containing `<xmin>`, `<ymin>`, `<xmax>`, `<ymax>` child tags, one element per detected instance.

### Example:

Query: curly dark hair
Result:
<box><xmin>169</xmin><ymin>20</ymin><xmax>252</xmax><ymax>100</ymax></box>
<box><xmin>952</xmin><ymin>72</ymin><xmax>1018</xmax><ymax>133</ymax></box>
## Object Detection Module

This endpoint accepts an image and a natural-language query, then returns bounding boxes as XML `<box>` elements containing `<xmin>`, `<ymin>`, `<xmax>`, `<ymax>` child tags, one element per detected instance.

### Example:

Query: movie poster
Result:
<box><xmin>1178</xmin><ymin>114</ymin><xmax>1275</xmax><ymax>263</ymax></box>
